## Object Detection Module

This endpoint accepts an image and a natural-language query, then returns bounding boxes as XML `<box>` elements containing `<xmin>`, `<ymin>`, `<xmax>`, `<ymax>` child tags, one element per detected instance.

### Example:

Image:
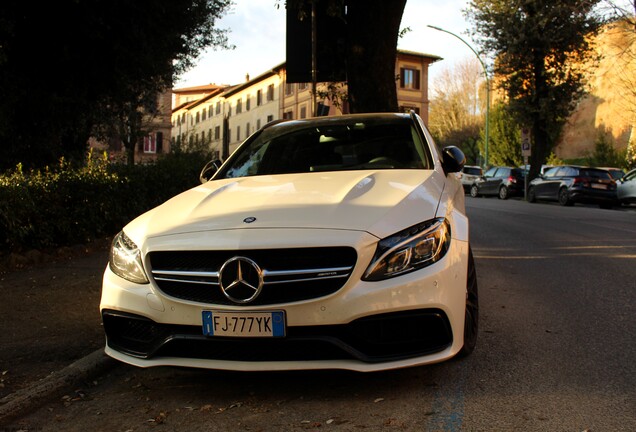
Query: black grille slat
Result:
<box><xmin>148</xmin><ymin>247</ymin><xmax>357</xmax><ymax>305</ymax></box>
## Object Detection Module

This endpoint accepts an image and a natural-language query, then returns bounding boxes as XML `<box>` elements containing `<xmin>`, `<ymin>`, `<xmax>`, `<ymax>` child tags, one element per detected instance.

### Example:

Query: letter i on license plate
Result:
<box><xmin>202</xmin><ymin>311</ymin><xmax>285</xmax><ymax>337</ymax></box>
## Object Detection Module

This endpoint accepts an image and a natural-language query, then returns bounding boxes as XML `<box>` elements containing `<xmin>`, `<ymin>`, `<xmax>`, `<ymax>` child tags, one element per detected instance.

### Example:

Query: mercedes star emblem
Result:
<box><xmin>219</xmin><ymin>256</ymin><xmax>264</xmax><ymax>304</ymax></box>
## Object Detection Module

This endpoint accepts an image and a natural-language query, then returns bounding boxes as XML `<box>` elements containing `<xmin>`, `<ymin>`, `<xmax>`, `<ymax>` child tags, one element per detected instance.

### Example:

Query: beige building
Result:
<box><xmin>171</xmin><ymin>50</ymin><xmax>441</xmax><ymax>158</ymax></box>
<box><xmin>556</xmin><ymin>21</ymin><xmax>635</xmax><ymax>160</ymax></box>
<box><xmin>90</xmin><ymin>90</ymin><xmax>174</xmax><ymax>163</ymax></box>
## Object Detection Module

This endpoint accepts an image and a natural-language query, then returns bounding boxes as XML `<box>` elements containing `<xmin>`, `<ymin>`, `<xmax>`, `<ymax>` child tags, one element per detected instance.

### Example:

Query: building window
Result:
<box><xmin>257</xmin><ymin>119</ymin><xmax>261</xmax><ymax>130</ymax></box>
<box><xmin>236</xmin><ymin>98</ymin><xmax>242</xmax><ymax>114</ymax></box>
<box><xmin>298</xmin><ymin>82</ymin><xmax>308</xmax><ymax>90</ymax></box>
<box><xmin>267</xmin><ymin>84</ymin><xmax>274</xmax><ymax>102</ymax></box>
<box><xmin>181</xmin><ymin>113</ymin><xmax>186</xmax><ymax>123</ymax></box>
<box><xmin>216</xmin><ymin>101</ymin><xmax>221</xmax><ymax>114</ymax></box>
<box><xmin>400</xmin><ymin>68</ymin><xmax>421</xmax><ymax>90</ymax></box>
<box><xmin>143</xmin><ymin>133</ymin><xmax>156</xmax><ymax>153</ymax></box>
<box><xmin>300</xmin><ymin>106</ymin><xmax>307</xmax><ymax>119</ymax></box>
<box><xmin>196</xmin><ymin>112</ymin><xmax>200</xmax><ymax>123</ymax></box>
<box><xmin>285</xmin><ymin>82</ymin><xmax>294</xmax><ymax>95</ymax></box>
<box><xmin>202</xmin><ymin>109</ymin><xmax>207</xmax><ymax>121</ymax></box>
<box><xmin>284</xmin><ymin>110</ymin><xmax>293</xmax><ymax>120</ymax></box>
<box><xmin>214</xmin><ymin>126</ymin><xmax>220</xmax><ymax>140</ymax></box>
<box><xmin>246</xmin><ymin>122</ymin><xmax>250</xmax><ymax>137</ymax></box>
<box><xmin>267</xmin><ymin>115</ymin><xmax>274</xmax><ymax>123</ymax></box>
<box><xmin>246</xmin><ymin>96</ymin><xmax>251</xmax><ymax>111</ymax></box>
<box><xmin>257</xmin><ymin>90</ymin><xmax>262</xmax><ymax>106</ymax></box>
<box><xmin>208</xmin><ymin>129</ymin><xmax>212</xmax><ymax>142</ymax></box>
<box><xmin>237</xmin><ymin>125</ymin><xmax>241</xmax><ymax>141</ymax></box>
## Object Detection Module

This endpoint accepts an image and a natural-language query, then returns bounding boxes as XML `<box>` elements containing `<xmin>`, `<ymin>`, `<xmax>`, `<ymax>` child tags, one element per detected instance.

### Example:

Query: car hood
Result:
<box><xmin>125</xmin><ymin>170</ymin><xmax>445</xmax><ymax>241</ymax></box>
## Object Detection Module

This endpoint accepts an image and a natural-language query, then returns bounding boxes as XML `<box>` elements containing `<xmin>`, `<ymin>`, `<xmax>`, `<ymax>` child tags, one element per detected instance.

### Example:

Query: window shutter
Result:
<box><xmin>400</xmin><ymin>68</ymin><xmax>405</xmax><ymax>88</ymax></box>
<box><xmin>156</xmin><ymin>132</ymin><xmax>163</xmax><ymax>153</ymax></box>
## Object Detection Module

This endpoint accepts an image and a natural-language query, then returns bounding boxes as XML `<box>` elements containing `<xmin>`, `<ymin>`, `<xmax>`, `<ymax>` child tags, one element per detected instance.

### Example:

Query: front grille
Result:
<box><xmin>148</xmin><ymin>247</ymin><xmax>357</xmax><ymax>305</ymax></box>
<box><xmin>102</xmin><ymin>309</ymin><xmax>453</xmax><ymax>363</ymax></box>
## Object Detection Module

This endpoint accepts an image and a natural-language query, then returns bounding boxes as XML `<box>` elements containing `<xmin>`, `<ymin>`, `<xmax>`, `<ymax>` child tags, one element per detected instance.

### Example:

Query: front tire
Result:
<box><xmin>457</xmin><ymin>247</ymin><xmax>478</xmax><ymax>358</ymax></box>
<box><xmin>470</xmin><ymin>184</ymin><xmax>479</xmax><ymax>198</ymax></box>
<box><xmin>528</xmin><ymin>186</ymin><xmax>536</xmax><ymax>203</ymax></box>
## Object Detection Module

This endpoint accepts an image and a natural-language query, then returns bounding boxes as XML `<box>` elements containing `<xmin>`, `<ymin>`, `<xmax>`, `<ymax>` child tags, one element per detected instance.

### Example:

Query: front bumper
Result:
<box><xmin>100</xmin><ymin>229</ymin><xmax>469</xmax><ymax>372</ymax></box>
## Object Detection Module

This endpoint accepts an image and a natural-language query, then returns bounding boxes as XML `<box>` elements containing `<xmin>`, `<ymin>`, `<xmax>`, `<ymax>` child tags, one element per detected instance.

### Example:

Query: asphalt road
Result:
<box><xmin>6</xmin><ymin>197</ymin><xmax>636</xmax><ymax>431</ymax></box>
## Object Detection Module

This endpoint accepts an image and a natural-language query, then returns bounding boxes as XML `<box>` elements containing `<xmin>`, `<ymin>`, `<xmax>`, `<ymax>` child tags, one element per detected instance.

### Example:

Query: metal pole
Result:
<box><xmin>311</xmin><ymin>0</ymin><xmax>318</xmax><ymax>117</ymax></box>
<box><xmin>427</xmin><ymin>25</ymin><xmax>489</xmax><ymax>168</ymax></box>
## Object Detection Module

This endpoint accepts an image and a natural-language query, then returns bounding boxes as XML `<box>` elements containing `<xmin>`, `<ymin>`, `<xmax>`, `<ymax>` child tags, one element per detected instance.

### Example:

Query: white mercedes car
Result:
<box><xmin>100</xmin><ymin>112</ymin><xmax>478</xmax><ymax>372</ymax></box>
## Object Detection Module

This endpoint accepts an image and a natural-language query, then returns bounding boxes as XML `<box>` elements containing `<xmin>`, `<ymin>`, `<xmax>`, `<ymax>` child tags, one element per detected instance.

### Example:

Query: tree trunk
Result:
<box><xmin>345</xmin><ymin>0</ymin><xmax>406</xmax><ymax>113</ymax></box>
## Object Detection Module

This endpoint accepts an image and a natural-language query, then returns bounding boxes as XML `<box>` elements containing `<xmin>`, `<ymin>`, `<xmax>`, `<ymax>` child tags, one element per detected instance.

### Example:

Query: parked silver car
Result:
<box><xmin>456</xmin><ymin>165</ymin><xmax>483</xmax><ymax>192</ymax></box>
<box><xmin>617</xmin><ymin>168</ymin><xmax>636</xmax><ymax>204</ymax></box>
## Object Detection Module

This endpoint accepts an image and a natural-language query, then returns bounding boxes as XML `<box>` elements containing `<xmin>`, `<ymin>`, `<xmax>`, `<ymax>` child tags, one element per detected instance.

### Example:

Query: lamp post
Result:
<box><xmin>427</xmin><ymin>25</ymin><xmax>489</xmax><ymax>168</ymax></box>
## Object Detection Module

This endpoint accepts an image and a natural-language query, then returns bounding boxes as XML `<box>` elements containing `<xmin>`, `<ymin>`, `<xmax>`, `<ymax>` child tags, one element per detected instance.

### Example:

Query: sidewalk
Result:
<box><xmin>0</xmin><ymin>244</ymin><xmax>117</xmax><ymax>423</ymax></box>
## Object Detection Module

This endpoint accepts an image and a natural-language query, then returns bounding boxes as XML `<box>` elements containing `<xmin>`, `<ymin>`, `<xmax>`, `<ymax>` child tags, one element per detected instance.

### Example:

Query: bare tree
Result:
<box><xmin>429</xmin><ymin>57</ymin><xmax>485</xmax><ymax>164</ymax></box>
<box><xmin>601</xmin><ymin>1</ymin><xmax>636</xmax><ymax>166</ymax></box>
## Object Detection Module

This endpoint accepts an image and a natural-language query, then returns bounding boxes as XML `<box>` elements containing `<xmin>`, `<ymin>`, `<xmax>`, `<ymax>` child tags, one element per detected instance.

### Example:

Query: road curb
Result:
<box><xmin>0</xmin><ymin>349</ymin><xmax>118</xmax><ymax>425</ymax></box>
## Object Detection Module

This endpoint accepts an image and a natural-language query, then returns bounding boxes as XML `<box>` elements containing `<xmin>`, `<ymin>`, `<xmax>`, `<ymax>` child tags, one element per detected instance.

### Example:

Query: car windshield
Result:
<box><xmin>217</xmin><ymin>116</ymin><xmax>432</xmax><ymax>179</ymax></box>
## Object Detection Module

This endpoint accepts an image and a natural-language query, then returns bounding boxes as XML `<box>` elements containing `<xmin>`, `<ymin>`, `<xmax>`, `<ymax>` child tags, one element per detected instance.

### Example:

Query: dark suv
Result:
<box><xmin>470</xmin><ymin>166</ymin><xmax>526</xmax><ymax>200</ymax></box>
<box><xmin>527</xmin><ymin>165</ymin><xmax>617</xmax><ymax>208</ymax></box>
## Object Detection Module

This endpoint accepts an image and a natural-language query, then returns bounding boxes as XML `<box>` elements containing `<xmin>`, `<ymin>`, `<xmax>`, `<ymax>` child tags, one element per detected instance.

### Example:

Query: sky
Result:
<box><xmin>175</xmin><ymin>0</ymin><xmax>477</xmax><ymax>91</ymax></box>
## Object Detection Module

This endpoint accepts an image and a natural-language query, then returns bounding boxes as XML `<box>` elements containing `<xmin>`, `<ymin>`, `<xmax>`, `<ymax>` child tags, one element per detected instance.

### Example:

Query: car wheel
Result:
<box><xmin>558</xmin><ymin>187</ymin><xmax>572</xmax><ymax>206</ymax></box>
<box><xmin>498</xmin><ymin>185</ymin><xmax>509</xmax><ymax>200</ymax></box>
<box><xmin>528</xmin><ymin>186</ymin><xmax>536</xmax><ymax>203</ymax></box>
<box><xmin>457</xmin><ymin>247</ymin><xmax>478</xmax><ymax>358</ymax></box>
<box><xmin>470</xmin><ymin>185</ymin><xmax>479</xmax><ymax>198</ymax></box>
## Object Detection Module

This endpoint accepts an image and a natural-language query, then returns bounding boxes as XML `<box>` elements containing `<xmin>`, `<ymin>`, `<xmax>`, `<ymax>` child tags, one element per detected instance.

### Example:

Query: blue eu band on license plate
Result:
<box><xmin>202</xmin><ymin>311</ymin><xmax>285</xmax><ymax>337</ymax></box>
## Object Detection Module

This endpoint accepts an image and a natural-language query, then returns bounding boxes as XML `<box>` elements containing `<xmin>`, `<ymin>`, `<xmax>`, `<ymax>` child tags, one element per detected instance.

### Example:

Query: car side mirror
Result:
<box><xmin>199</xmin><ymin>159</ymin><xmax>223</xmax><ymax>184</ymax></box>
<box><xmin>441</xmin><ymin>146</ymin><xmax>466</xmax><ymax>174</ymax></box>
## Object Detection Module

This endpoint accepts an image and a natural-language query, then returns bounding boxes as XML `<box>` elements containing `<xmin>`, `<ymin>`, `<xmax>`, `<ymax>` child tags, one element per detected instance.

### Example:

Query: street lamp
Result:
<box><xmin>427</xmin><ymin>25</ymin><xmax>489</xmax><ymax>168</ymax></box>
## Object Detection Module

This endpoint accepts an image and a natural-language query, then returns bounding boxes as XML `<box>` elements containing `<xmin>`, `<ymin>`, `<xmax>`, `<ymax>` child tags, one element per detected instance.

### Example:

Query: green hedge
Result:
<box><xmin>0</xmin><ymin>150</ymin><xmax>210</xmax><ymax>252</ymax></box>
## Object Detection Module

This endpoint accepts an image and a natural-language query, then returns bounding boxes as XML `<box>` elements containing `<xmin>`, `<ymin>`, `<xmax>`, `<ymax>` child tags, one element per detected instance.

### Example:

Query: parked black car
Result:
<box><xmin>470</xmin><ymin>166</ymin><xmax>526</xmax><ymax>200</ymax></box>
<box><xmin>527</xmin><ymin>165</ymin><xmax>617</xmax><ymax>208</ymax></box>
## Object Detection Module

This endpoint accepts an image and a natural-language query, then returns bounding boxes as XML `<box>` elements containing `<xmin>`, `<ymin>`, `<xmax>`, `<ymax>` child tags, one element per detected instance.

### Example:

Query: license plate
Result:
<box><xmin>202</xmin><ymin>311</ymin><xmax>285</xmax><ymax>337</ymax></box>
<box><xmin>592</xmin><ymin>183</ymin><xmax>607</xmax><ymax>190</ymax></box>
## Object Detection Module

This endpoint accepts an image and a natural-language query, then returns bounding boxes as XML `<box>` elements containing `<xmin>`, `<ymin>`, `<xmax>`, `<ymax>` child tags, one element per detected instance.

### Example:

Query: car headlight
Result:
<box><xmin>109</xmin><ymin>231</ymin><xmax>149</xmax><ymax>284</ymax></box>
<box><xmin>363</xmin><ymin>218</ymin><xmax>451</xmax><ymax>281</ymax></box>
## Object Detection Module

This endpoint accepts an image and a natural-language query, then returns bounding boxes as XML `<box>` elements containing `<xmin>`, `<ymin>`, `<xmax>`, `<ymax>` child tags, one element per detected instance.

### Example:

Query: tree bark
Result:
<box><xmin>345</xmin><ymin>0</ymin><xmax>406</xmax><ymax>113</ymax></box>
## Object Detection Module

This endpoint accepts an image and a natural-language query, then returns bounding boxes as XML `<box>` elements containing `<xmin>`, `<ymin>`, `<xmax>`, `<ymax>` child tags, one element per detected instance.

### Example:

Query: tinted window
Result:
<box><xmin>484</xmin><ymin>167</ymin><xmax>497</xmax><ymax>177</ymax></box>
<box><xmin>580</xmin><ymin>169</ymin><xmax>611</xmax><ymax>180</ymax></box>
<box><xmin>608</xmin><ymin>169</ymin><xmax>625</xmax><ymax>180</ymax></box>
<box><xmin>543</xmin><ymin>167</ymin><xmax>560</xmax><ymax>178</ymax></box>
<box><xmin>557</xmin><ymin>167</ymin><xmax>578</xmax><ymax>177</ymax></box>
<box><xmin>464</xmin><ymin>167</ymin><xmax>482</xmax><ymax>176</ymax></box>
<box><xmin>495</xmin><ymin>168</ymin><xmax>510</xmax><ymax>177</ymax></box>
